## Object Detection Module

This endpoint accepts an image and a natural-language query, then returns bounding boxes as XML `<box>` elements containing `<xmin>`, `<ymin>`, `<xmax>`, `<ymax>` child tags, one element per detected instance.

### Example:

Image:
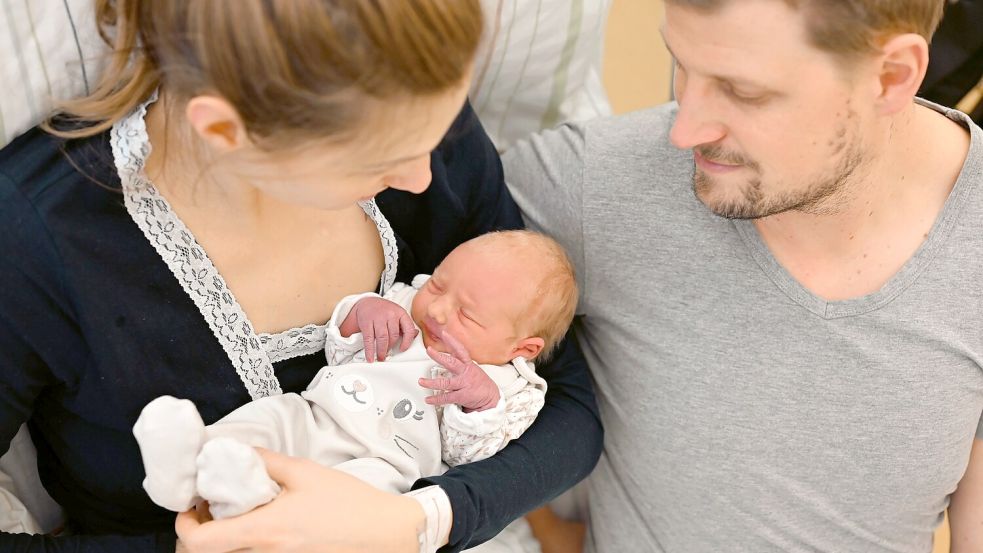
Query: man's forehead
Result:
<box><xmin>662</xmin><ymin>2</ymin><xmax>826</xmax><ymax>85</ymax></box>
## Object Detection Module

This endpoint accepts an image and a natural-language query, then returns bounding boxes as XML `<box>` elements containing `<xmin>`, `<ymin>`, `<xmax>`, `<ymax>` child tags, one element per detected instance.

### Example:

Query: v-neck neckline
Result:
<box><xmin>110</xmin><ymin>93</ymin><xmax>399</xmax><ymax>399</ymax></box>
<box><xmin>733</xmin><ymin>99</ymin><xmax>980</xmax><ymax>319</ymax></box>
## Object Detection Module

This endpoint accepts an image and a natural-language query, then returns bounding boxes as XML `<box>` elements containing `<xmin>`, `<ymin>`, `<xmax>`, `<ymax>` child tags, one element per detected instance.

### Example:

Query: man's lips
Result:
<box><xmin>694</xmin><ymin>150</ymin><xmax>743</xmax><ymax>173</ymax></box>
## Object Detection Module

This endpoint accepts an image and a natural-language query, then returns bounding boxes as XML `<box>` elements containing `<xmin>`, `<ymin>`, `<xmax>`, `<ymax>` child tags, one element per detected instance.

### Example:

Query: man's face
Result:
<box><xmin>664</xmin><ymin>0</ymin><xmax>873</xmax><ymax>219</ymax></box>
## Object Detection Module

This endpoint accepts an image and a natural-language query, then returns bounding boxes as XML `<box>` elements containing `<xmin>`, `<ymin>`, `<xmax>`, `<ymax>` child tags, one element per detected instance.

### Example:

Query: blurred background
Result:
<box><xmin>603</xmin><ymin>0</ymin><xmax>983</xmax><ymax>122</ymax></box>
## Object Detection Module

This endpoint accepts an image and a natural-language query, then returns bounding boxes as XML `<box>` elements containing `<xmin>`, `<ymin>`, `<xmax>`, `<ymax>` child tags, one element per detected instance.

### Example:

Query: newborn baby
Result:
<box><xmin>133</xmin><ymin>230</ymin><xmax>578</xmax><ymax>518</ymax></box>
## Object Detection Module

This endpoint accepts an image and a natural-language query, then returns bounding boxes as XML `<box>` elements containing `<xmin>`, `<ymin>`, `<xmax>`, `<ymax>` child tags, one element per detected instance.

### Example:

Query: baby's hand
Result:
<box><xmin>340</xmin><ymin>297</ymin><xmax>418</xmax><ymax>362</ymax></box>
<box><xmin>420</xmin><ymin>332</ymin><xmax>500</xmax><ymax>412</ymax></box>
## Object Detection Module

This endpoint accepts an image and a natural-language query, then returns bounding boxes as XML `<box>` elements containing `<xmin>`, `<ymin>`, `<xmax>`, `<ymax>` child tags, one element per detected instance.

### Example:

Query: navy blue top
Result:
<box><xmin>0</xmin><ymin>103</ymin><xmax>602</xmax><ymax>552</ymax></box>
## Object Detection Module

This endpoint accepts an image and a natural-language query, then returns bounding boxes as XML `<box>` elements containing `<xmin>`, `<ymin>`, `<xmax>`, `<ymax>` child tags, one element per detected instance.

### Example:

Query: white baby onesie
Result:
<box><xmin>134</xmin><ymin>275</ymin><xmax>546</xmax><ymax>518</ymax></box>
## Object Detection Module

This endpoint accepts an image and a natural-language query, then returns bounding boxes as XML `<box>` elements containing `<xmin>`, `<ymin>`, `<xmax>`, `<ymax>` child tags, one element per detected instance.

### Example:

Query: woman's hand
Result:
<box><xmin>339</xmin><ymin>297</ymin><xmax>418</xmax><ymax>362</ymax></box>
<box><xmin>175</xmin><ymin>449</ymin><xmax>424</xmax><ymax>553</ymax></box>
<box><xmin>420</xmin><ymin>331</ymin><xmax>500</xmax><ymax>412</ymax></box>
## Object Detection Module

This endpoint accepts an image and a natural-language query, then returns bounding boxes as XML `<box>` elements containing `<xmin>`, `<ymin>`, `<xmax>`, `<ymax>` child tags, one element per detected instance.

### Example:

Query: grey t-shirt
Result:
<box><xmin>503</xmin><ymin>101</ymin><xmax>983</xmax><ymax>553</ymax></box>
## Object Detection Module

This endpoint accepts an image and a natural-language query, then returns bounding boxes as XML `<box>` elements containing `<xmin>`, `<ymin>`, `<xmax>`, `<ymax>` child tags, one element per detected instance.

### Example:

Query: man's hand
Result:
<box><xmin>339</xmin><ymin>297</ymin><xmax>418</xmax><ymax>362</ymax></box>
<box><xmin>420</xmin><ymin>331</ymin><xmax>500</xmax><ymax>412</ymax></box>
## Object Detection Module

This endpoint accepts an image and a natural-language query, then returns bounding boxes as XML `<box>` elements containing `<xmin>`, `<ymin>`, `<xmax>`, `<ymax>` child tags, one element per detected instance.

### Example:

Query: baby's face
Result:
<box><xmin>410</xmin><ymin>243</ymin><xmax>539</xmax><ymax>365</ymax></box>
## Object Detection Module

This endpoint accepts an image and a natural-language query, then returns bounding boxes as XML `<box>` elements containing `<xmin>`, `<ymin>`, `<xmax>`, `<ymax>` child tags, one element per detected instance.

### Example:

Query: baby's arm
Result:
<box><xmin>338</xmin><ymin>296</ymin><xmax>417</xmax><ymax>362</ymax></box>
<box><xmin>420</xmin><ymin>333</ymin><xmax>546</xmax><ymax>465</ymax></box>
<box><xmin>324</xmin><ymin>285</ymin><xmax>418</xmax><ymax>364</ymax></box>
<box><xmin>439</xmin><ymin>374</ymin><xmax>546</xmax><ymax>467</ymax></box>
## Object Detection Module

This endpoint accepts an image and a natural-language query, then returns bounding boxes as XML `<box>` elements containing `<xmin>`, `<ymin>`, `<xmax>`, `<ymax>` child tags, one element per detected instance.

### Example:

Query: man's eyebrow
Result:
<box><xmin>659</xmin><ymin>26</ymin><xmax>772</xmax><ymax>91</ymax></box>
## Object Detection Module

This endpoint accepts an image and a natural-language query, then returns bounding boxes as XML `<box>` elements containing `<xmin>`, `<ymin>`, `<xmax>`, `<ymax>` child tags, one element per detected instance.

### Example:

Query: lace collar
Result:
<box><xmin>110</xmin><ymin>94</ymin><xmax>399</xmax><ymax>399</ymax></box>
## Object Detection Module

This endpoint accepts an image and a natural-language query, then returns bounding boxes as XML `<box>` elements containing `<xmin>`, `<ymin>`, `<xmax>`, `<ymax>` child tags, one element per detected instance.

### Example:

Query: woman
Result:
<box><xmin>0</xmin><ymin>1</ymin><xmax>602</xmax><ymax>552</ymax></box>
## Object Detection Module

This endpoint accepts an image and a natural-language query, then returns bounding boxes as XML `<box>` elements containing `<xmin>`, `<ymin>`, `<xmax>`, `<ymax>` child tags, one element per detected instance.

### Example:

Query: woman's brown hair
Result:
<box><xmin>44</xmin><ymin>0</ymin><xmax>482</xmax><ymax>147</ymax></box>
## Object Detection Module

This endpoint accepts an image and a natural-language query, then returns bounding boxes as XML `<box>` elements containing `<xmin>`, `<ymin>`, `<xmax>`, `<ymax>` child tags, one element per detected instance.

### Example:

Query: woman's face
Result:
<box><xmin>226</xmin><ymin>78</ymin><xmax>472</xmax><ymax>210</ymax></box>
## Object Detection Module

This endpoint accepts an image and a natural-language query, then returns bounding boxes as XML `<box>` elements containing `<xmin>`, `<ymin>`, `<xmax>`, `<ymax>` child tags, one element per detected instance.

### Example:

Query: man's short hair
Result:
<box><xmin>668</xmin><ymin>0</ymin><xmax>945</xmax><ymax>62</ymax></box>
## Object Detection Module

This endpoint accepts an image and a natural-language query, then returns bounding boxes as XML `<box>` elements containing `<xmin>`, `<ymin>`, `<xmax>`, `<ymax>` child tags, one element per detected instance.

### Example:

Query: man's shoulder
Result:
<box><xmin>577</xmin><ymin>102</ymin><xmax>690</xmax><ymax>168</ymax></box>
<box><xmin>581</xmin><ymin>101</ymin><xmax>679</xmax><ymax>141</ymax></box>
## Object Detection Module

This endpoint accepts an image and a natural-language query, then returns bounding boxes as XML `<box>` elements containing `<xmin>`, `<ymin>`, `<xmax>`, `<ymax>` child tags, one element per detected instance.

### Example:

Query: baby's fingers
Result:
<box><xmin>399</xmin><ymin>315</ymin><xmax>418</xmax><ymax>352</ymax></box>
<box><xmin>362</xmin><ymin>325</ymin><xmax>377</xmax><ymax>363</ymax></box>
<box><xmin>376</xmin><ymin>318</ymin><xmax>400</xmax><ymax>361</ymax></box>
<box><xmin>426</xmin><ymin>346</ymin><xmax>466</xmax><ymax>375</ymax></box>
<box><xmin>418</xmin><ymin>375</ymin><xmax>462</xmax><ymax>392</ymax></box>
<box><xmin>424</xmin><ymin>390</ymin><xmax>468</xmax><ymax>407</ymax></box>
<box><xmin>439</xmin><ymin>331</ymin><xmax>473</xmax><ymax>365</ymax></box>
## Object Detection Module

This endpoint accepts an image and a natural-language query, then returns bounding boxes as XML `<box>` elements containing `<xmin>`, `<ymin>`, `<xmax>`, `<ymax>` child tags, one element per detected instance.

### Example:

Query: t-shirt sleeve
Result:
<box><xmin>977</xmin><ymin>411</ymin><xmax>982</xmax><ymax>439</ymax></box>
<box><xmin>502</xmin><ymin>124</ymin><xmax>588</xmax><ymax>311</ymax></box>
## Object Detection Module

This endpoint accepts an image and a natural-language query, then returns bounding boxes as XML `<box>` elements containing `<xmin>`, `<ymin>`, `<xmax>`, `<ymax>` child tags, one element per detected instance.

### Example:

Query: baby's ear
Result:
<box><xmin>512</xmin><ymin>337</ymin><xmax>545</xmax><ymax>360</ymax></box>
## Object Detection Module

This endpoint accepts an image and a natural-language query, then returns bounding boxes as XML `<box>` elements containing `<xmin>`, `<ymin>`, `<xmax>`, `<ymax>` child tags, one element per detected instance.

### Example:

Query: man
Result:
<box><xmin>504</xmin><ymin>1</ymin><xmax>983</xmax><ymax>552</ymax></box>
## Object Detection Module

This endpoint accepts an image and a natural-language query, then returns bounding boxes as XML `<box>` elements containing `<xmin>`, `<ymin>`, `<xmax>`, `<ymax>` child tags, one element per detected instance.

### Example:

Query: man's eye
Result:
<box><xmin>722</xmin><ymin>84</ymin><xmax>767</xmax><ymax>105</ymax></box>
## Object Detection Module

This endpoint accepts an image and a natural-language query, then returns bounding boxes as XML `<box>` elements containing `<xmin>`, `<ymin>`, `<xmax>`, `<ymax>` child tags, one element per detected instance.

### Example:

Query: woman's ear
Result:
<box><xmin>185</xmin><ymin>95</ymin><xmax>249</xmax><ymax>153</ymax></box>
<box><xmin>874</xmin><ymin>33</ymin><xmax>930</xmax><ymax>116</ymax></box>
<box><xmin>512</xmin><ymin>337</ymin><xmax>546</xmax><ymax>360</ymax></box>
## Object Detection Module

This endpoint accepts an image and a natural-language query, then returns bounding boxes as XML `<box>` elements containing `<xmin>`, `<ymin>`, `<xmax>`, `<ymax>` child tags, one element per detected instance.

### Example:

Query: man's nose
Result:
<box><xmin>669</xmin><ymin>80</ymin><xmax>727</xmax><ymax>150</ymax></box>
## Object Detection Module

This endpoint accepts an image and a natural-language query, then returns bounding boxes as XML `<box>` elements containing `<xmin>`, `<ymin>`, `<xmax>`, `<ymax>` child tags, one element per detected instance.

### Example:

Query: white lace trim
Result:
<box><xmin>111</xmin><ymin>94</ymin><xmax>399</xmax><ymax>396</ymax></box>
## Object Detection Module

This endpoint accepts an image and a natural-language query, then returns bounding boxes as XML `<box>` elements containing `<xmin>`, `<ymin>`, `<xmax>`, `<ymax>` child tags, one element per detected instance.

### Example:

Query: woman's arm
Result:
<box><xmin>0</xmin><ymin>171</ymin><xmax>181</xmax><ymax>553</ymax></box>
<box><xmin>398</xmin><ymin>103</ymin><xmax>603</xmax><ymax>550</ymax></box>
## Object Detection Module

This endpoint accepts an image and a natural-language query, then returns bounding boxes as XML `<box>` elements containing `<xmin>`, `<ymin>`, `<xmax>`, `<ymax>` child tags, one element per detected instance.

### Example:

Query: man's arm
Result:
<box><xmin>949</xmin><ymin>438</ymin><xmax>983</xmax><ymax>553</ymax></box>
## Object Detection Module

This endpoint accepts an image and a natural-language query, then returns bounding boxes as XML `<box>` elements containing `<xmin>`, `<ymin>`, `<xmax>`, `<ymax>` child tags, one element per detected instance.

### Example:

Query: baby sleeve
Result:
<box><xmin>439</xmin><ymin>366</ymin><xmax>547</xmax><ymax>467</ymax></box>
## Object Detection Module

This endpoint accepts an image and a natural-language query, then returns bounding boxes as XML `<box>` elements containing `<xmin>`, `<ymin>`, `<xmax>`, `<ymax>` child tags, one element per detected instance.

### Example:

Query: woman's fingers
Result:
<box><xmin>176</xmin><ymin>506</ymin><xmax>252</xmax><ymax>553</ymax></box>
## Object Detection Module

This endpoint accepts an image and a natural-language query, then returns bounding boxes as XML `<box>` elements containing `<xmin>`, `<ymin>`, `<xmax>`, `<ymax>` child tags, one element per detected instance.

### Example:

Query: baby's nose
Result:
<box><xmin>427</xmin><ymin>303</ymin><xmax>447</xmax><ymax>325</ymax></box>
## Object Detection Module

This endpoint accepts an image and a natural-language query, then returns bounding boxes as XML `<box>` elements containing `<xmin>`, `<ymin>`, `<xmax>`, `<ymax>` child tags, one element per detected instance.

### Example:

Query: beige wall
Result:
<box><xmin>599</xmin><ymin>3</ymin><xmax>951</xmax><ymax>551</ymax></box>
<box><xmin>603</xmin><ymin>0</ymin><xmax>671</xmax><ymax>114</ymax></box>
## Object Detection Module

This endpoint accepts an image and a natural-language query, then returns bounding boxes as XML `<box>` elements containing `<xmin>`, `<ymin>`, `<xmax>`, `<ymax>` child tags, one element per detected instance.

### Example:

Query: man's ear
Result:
<box><xmin>512</xmin><ymin>337</ymin><xmax>546</xmax><ymax>360</ymax></box>
<box><xmin>185</xmin><ymin>95</ymin><xmax>249</xmax><ymax>153</ymax></box>
<box><xmin>874</xmin><ymin>33</ymin><xmax>929</xmax><ymax>116</ymax></box>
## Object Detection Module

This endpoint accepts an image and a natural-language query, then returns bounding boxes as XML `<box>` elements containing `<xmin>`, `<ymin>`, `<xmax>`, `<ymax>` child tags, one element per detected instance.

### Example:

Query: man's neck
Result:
<box><xmin>751</xmin><ymin>102</ymin><xmax>971</xmax><ymax>300</ymax></box>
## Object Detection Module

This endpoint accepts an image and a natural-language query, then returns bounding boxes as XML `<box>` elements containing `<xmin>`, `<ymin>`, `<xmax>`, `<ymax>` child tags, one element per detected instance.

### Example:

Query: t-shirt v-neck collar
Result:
<box><xmin>733</xmin><ymin>99</ymin><xmax>981</xmax><ymax>320</ymax></box>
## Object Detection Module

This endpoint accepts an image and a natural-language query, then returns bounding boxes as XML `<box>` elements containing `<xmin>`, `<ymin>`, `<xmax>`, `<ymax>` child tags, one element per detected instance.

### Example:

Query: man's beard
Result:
<box><xmin>693</xmin><ymin>133</ymin><xmax>869</xmax><ymax>220</ymax></box>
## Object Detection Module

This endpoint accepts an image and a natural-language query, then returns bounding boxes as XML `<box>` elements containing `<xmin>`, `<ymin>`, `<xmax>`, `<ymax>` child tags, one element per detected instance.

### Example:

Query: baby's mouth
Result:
<box><xmin>422</xmin><ymin>316</ymin><xmax>444</xmax><ymax>344</ymax></box>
